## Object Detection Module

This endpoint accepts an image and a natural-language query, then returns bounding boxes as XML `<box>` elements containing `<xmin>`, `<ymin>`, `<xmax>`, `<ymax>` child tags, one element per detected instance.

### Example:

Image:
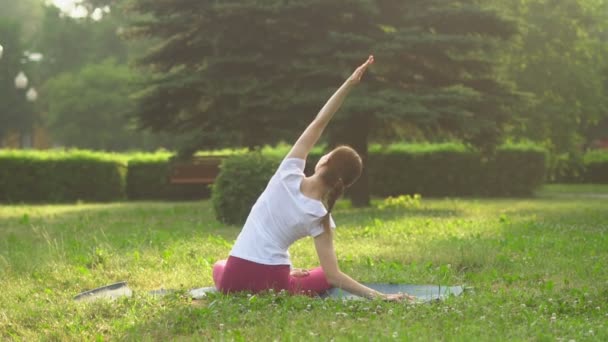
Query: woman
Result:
<box><xmin>213</xmin><ymin>56</ymin><xmax>411</xmax><ymax>301</ymax></box>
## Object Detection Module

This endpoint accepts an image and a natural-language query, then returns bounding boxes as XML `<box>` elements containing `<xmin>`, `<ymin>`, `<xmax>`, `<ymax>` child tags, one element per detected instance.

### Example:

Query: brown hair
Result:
<box><xmin>319</xmin><ymin>145</ymin><xmax>363</xmax><ymax>232</ymax></box>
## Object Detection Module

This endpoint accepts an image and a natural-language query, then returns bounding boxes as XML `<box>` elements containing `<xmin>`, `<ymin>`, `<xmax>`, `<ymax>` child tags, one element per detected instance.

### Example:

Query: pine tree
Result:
<box><xmin>127</xmin><ymin>0</ymin><xmax>520</xmax><ymax>205</ymax></box>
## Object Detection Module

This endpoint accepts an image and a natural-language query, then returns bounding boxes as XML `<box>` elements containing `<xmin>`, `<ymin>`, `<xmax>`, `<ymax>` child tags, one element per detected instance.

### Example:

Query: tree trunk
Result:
<box><xmin>330</xmin><ymin>113</ymin><xmax>371</xmax><ymax>207</ymax></box>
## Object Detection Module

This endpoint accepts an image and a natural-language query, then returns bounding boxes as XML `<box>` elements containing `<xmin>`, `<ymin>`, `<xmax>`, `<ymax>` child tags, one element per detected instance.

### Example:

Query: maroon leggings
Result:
<box><xmin>213</xmin><ymin>256</ymin><xmax>332</xmax><ymax>296</ymax></box>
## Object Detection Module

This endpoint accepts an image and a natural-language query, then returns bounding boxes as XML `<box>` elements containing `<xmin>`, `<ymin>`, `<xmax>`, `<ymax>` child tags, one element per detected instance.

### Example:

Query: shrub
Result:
<box><xmin>211</xmin><ymin>143</ymin><xmax>547</xmax><ymax>225</ymax></box>
<box><xmin>547</xmin><ymin>152</ymin><xmax>586</xmax><ymax>183</ymax></box>
<box><xmin>368</xmin><ymin>143</ymin><xmax>546</xmax><ymax>197</ymax></box>
<box><xmin>584</xmin><ymin>150</ymin><xmax>608</xmax><ymax>183</ymax></box>
<box><xmin>377</xmin><ymin>194</ymin><xmax>422</xmax><ymax>210</ymax></box>
<box><xmin>0</xmin><ymin>150</ymin><xmax>125</xmax><ymax>203</ymax></box>
<box><xmin>126</xmin><ymin>156</ymin><xmax>172</xmax><ymax>200</ymax></box>
<box><xmin>485</xmin><ymin>144</ymin><xmax>547</xmax><ymax>196</ymax></box>
<box><xmin>211</xmin><ymin>153</ymin><xmax>280</xmax><ymax>225</ymax></box>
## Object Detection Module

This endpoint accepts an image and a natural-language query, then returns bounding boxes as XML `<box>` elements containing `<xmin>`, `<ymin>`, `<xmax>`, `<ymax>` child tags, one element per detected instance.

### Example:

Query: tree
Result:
<box><xmin>127</xmin><ymin>0</ymin><xmax>520</xmax><ymax>206</ymax></box>
<box><xmin>43</xmin><ymin>59</ymin><xmax>154</xmax><ymax>150</ymax></box>
<box><xmin>0</xmin><ymin>0</ymin><xmax>44</xmax><ymax>41</ymax></box>
<box><xmin>496</xmin><ymin>0</ymin><xmax>608</xmax><ymax>154</ymax></box>
<box><xmin>0</xmin><ymin>20</ymin><xmax>37</xmax><ymax>145</ymax></box>
<box><xmin>34</xmin><ymin>4</ymin><xmax>129</xmax><ymax>80</ymax></box>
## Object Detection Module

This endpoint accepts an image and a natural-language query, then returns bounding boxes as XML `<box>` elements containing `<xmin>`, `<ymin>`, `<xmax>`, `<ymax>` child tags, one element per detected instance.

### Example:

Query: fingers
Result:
<box><xmin>290</xmin><ymin>269</ymin><xmax>310</xmax><ymax>277</ymax></box>
<box><xmin>366</xmin><ymin>55</ymin><xmax>375</xmax><ymax>65</ymax></box>
<box><xmin>385</xmin><ymin>292</ymin><xmax>416</xmax><ymax>302</ymax></box>
<box><xmin>348</xmin><ymin>55</ymin><xmax>375</xmax><ymax>84</ymax></box>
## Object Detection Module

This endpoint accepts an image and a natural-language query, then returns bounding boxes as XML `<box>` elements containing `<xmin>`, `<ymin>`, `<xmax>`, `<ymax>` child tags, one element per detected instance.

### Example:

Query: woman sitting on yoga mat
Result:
<box><xmin>213</xmin><ymin>56</ymin><xmax>412</xmax><ymax>301</ymax></box>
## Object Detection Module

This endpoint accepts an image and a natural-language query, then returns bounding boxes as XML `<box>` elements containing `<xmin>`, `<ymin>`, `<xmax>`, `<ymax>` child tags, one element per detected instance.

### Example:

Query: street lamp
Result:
<box><xmin>1</xmin><ymin>43</ymin><xmax>39</xmax><ymax>149</ymax></box>
<box><xmin>26</xmin><ymin>88</ymin><xmax>38</xmax><ymax>102</ymax></box>
<box><xmin>15</xmin><ymin>71</ymin><xmax>28</xmax><ymax>89</ymax></box>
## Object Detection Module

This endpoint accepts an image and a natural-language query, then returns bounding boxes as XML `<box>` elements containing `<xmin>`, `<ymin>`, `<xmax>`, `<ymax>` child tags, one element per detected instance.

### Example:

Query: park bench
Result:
<box><xmin>169</xmin><ymin>156</ymin><xmax>225</xmax><ymax>185</ymax></box>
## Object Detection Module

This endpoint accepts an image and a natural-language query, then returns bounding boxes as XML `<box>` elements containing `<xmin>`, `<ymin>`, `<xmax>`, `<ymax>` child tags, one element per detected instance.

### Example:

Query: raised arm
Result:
<box><xmin>286</xmin><ymin>55</ymin><xmax>375</xmax><ymax>160</ymax></box>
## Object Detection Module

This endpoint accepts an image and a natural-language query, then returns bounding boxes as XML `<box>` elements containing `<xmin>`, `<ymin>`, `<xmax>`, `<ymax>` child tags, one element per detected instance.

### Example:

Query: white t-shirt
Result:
<box><xmin>229</xmin><ymin>158</ymin><xmax>336</xmax><ymax>266</ymax></box>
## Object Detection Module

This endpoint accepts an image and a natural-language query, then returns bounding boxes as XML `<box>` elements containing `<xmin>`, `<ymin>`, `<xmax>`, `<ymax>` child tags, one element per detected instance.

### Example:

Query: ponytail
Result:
<box><xmin>322</xmin><ymin>178</ymin><xmax>344</xmax><ymax>233</ymax></box>
<box><xmin>318</xmin><ymin>145</ymin><xmax>363</xmax><ymax>233</ymax></box>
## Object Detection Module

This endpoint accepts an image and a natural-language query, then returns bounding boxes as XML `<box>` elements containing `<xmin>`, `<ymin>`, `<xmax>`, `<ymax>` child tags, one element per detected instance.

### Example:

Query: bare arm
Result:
<box><xmin>286</xmin><ymin>56</ymin><xmax>375</xmax><ymax>160</ymax></box>
<box><xmin>313</xmin><ymin>230</ymin><xmax>386</xmax><ymax>299</ymax></box>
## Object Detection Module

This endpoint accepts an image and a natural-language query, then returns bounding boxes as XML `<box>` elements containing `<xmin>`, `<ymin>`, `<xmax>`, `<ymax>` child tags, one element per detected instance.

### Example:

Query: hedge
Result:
<box><xmin>211</xmin><ymin>143</ymin><xmax>548</xmax><ymax>224</ymax></box>
<box><xmin>0</xmin><ymin>150</ymin><xmax>126</xmax><ymax>203</ymax></box>
<box><xmin>368</xmin><ymin>143</ymin><xmax>547</xmax><ymax>197</ymax></box>
<box><xmin>584</xmin><ymin>150</ymin><xmax>608</xmax><ymax>183</ymax></box>
<box><xmin>0</xmin><ymin>144</ymin><xmax>551</xmax><ymax>206</ymax></box>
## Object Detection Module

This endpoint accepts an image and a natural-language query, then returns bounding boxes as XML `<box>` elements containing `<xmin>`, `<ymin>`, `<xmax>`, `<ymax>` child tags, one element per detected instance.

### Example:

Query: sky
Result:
<box><xmin>51</xmin><ymin>0</ymin><xmax>109</xmax><ymax>20</ymax></box>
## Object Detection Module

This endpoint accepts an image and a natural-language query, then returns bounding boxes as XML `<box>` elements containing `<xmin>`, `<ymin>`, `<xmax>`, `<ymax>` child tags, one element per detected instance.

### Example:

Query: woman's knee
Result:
<box><xmin>212</xmin><ymin>259</ymin><xmax>228</xmax><ymax>286</ymax></box>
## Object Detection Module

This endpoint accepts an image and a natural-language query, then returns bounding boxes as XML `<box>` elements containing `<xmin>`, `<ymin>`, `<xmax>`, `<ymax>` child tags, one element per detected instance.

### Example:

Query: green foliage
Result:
<box><xmin>0</xmin><ymin>150</ymin><xmax>125</xmax><ymax>203</ymax></box>
<box><xmin>211</xmin><ymin>153</ymin><xmax>280</xmax><ymax>225</ymax></box>
<box><xmin>377</xmin><ymin>194</ymin><xmax>422</xmax><ymax>210</ymax></box>
<box><xmin>0</xmin><ymin>0</ymin><xmax>44</xmax><ymax>40</ymax></box>
<box><xmin>127</xmin><ymin>0</ymin><xmax>520</xmax><ymax>154</ymax></box>
<box><xmin>35</xmin><ymin>4</ymin><xmax>129</xmax><ymax>79</ymax></box>
<box><xmin>547</xmin><ymin>152</ymin><xmax>586</xmax><ymax>184</ymax></box>
<box><xmin>212</xmin><ymin>143</ymin><xmax>547</xmax><ymax>225</ymax></box>
<box><xmin>43</xmin><ymin>60</ymin><xmax>154</xmax><ymax>151</ymax></box>
<box><xmin>583</xmin><ymin>150</ymin><xmax>608</xmax><ymax>183</ymax></box>
<box><xmin>368</xmin><ymin>143</ymin><xmax>546</xmax><ymax>197</ymax></box>
<box><xmin>496</xmin><ymin>0</ymin><xmax>608</xmax><ymax>153</ymax></box>
<box><xmin>548</xmin><ymin>149</ymin><xmax>608</xmax><ymax>184</ymax></box>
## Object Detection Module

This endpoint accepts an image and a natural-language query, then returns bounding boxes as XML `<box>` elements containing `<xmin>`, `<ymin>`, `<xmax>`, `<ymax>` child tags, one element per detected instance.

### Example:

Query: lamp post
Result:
<box><xmin>0</xmin><ymin>43</ymin><xmax>40</xmax><ymax>148</ymax></box>
<box><xmin>15</xmin><ymin>71</ymin><xmax>28</xmax><ymax>89</ymax></box>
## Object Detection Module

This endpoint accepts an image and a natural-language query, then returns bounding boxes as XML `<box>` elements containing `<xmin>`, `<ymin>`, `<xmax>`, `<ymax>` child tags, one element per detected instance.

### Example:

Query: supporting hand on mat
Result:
<box><xmin>290</xmin><ymin>268</ymin><xmax>310</xmax><ymax>278</ymax></box>
<box><xmin>383</xmin><ymin>292</ymin><xmax>416</xmax><ymax>302</ymax></box>
<box><xmin>347</xmin><ymin>55</ymin><xmax>374</xmax><ymax>85</ymax></box>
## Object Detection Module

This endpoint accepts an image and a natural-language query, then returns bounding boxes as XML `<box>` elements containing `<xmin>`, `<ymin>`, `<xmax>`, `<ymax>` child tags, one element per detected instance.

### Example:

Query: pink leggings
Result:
<box><xmin>212</xmin><ymin>256</ymin><xmax>332</xmax><ymax>296</ymax></box>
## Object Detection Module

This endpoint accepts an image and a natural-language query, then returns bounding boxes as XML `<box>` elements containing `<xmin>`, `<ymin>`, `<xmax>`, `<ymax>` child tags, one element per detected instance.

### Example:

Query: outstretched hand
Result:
<box><xmin>383</xmin><ymin>292</ymin><xmax>416</xmax><ymax>302</ymax></box>
<box><xmin>290</xmin><ymin>268</ymin><xmax>310</xmax><ymax>278</ymax></box>
<box><xmin>347</xmin><ymin>55</ymin><xmax>375</xmax><ymax>85</ymax></box>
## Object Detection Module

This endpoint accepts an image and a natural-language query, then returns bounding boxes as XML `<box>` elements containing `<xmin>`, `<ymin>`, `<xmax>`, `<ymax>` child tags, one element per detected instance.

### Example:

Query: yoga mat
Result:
<box><xmin>73</xmin><ymin>281</ymin><xmax>133</xmax><ymax>302</ymax></box>
<box><xmin>321</xmin><ymin>284</ymin><xmax>464</xmax><ymax>302</ymax></box>
<box><xmin>76</xmin><ymin>283</ymin><xmax>464</xmax><ymax>302</ymax></box>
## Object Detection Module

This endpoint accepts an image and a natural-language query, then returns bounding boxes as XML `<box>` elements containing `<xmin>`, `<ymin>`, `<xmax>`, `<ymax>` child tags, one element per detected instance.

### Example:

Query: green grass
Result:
<box><xmin>1</xmin><ymin>186</ymin><xmax>607</xmax><ymax>341</ymax></box>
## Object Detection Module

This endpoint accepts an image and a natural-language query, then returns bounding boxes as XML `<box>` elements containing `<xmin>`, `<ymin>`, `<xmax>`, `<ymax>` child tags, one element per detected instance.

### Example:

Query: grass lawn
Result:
<box><xmin>1</xmin><ymin>184</ymin><xmax>607</xmax><ymax>340</ymax></box>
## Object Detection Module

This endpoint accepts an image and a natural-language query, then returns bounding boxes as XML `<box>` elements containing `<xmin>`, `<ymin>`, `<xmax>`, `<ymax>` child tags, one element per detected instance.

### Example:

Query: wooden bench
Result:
<box><xmin>169</xmin><ymin>156</ymin><xmax>225</xmax><ymax>185</ymax></box>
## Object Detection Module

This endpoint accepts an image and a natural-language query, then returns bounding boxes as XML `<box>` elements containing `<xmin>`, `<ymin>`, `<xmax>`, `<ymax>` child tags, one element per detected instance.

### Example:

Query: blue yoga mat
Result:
<box><xmin>321</xmin><ymin>283</ymin><xmax>464</xmax><ymax>302</ymax></box>
<box><xmin>76</xmin><ymin>283</ymin><xmax>464</xmax><ymax>302</ymax></box>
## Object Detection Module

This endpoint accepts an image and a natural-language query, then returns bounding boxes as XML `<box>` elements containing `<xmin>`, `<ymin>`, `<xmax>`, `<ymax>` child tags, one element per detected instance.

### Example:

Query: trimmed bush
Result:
<box><xmin>369</xmin><ymin>143</ymin><xmax>546</xmax><ymax>197</ymax></box>
<box><xmin>547</xmin><ymin>153</ymin><xmax>586</xmax><ymax>183</ymax></box>
<box><xmin>485</xmin><ymin>144</ymin><xmax>547</xmax><ymax>196</ymax></box>
<box><xmin>584</xmin><ymin>150</ymin><xmax>608</xmax><ymax>183</ymax></box>
<box><xmin>211</xmin><ymin>153</ymin><xmax>280</xmax><ymax>225</ymax></box>
<box><xmin>0</xmin><ymin>150</ymin><xmax>126</xmax><ymax>203</ymax></box>
<box><xmin>211</xmin><ymin>143</ymin><xmax>548</xmax><ymax>225</ymax></box>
